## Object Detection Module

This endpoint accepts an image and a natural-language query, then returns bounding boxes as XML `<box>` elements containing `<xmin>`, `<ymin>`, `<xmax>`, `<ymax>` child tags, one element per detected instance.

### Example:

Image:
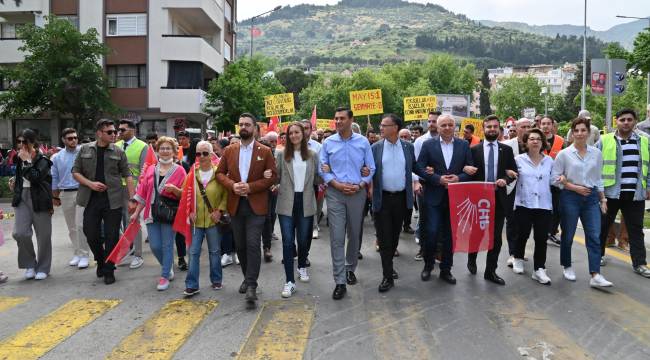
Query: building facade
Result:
<box><xmin>0</xmin><ymin>0</ymin><xmax>236</xmax><ymax>148</ymax></box>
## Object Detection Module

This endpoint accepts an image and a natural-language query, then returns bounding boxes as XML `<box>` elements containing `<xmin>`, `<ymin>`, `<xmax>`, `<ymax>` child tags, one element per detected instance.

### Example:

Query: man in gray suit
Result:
<box><xmin>371</xmin><ymin>114</ymin><xmax>417</xmax><ymax>292</ymax></box>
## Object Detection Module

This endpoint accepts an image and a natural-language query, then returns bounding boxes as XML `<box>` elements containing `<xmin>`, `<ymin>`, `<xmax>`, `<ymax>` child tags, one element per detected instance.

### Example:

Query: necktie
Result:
<box><xmin>123</xmin><ymin>141</ymin><xmax>129</xmax><ymax>151</ymax></box>
<box><xmin>487</xmin><ymin>143</ymin><xmax>495</xmax><ymax>182</ymax></box>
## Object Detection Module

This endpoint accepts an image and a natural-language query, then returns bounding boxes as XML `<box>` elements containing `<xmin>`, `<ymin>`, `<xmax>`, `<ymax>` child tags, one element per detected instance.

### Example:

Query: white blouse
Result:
<box><xmin>292</xmin><ymin>151</ymin><xmax>307</xmax><ymax>192</ymax></box>
<box><xmin>514</xmin><ymin>153</ymin><xmax>554</xmax><ymax>210</ymax></box>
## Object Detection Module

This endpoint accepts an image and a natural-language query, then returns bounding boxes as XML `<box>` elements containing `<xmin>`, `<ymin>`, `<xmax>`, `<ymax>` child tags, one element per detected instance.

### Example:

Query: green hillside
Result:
<box><xmin>237</xmin><ymin>0</ymin><xmax>607</xmax><ymax>70</ymax></box>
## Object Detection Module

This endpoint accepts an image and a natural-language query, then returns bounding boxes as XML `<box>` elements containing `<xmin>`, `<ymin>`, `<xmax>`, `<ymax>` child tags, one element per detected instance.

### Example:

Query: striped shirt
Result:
<box><xmin>618</xmin><ymin>136</ymin><xmax>640</xmax><ymax>192</ymax></box>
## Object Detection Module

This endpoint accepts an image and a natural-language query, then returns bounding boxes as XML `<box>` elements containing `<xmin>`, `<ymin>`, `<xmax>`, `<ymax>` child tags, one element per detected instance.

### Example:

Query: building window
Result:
<box><xmin>224</xmin><ymin>42</ymin><xmax>231</xmax><ymax>62</ymax></box>
<box><xmin>107</xmin><ymin>65</ymin><xmax>147</xmax><ymax>88</ymax></box>
<box><xmin>59</xmin><ymin>16</ymin><xmax>80</xmax><ymax>30</ymax></box>
<box><xmin>167</xmin><ymin>61</ymin><xmax>203</xmax><ymax>89</ymax></box>
<box><xmin>106</xmin><ymin>14</ymin><xmax>147</xmax><ymax>36</ymax></box>
<box><xmin>225</xmin><ymin>2</ymin><xmax>232</xmax><ymax>23</ymax></box>
<box><xmin>0</xmin><ymin>23</ymin><xmax>23</xmax><ymax>39</ymax></box>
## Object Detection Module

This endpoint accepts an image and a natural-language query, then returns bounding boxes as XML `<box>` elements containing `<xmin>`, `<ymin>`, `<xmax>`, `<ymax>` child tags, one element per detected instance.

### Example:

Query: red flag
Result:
<box><xmin>268</xmin><ymin>116</ymin><xmax>279</xmax><ymax>132</ymax></box>
<box><xmin>448</xmin><ymin>182</ymin><xmax>496</xmax><ymax>253</ymax></box>
<box><xmin>251</xmin><ymin>27</ymin><xmax>263</xmax><ymax>38</ymax></box>
<box><xmin>106</xmin><ymin>221</ymin><xmax>142</xmax><ymax>264</ymax></box>
<box><xmin>310</xmin><ymin>105</ymin><xmax>317</xmax><ymax>130</ymax></box>
<box><xmin>139</xmin><ymin>145</ymin><xmax>158</xmax><ymax>184</ymax></box>
<box><xmin>173</xmin><ymin>164</ymin><xmax>197</xmax><ymax>248</ymax></box>
<box><xmin>177</xmin><ymin>146</ymin><xmax>184</xmax><ymax>162</ymax></box>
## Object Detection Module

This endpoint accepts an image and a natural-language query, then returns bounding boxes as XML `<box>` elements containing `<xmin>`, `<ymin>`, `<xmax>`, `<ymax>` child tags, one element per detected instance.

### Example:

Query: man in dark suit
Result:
<box><xmin>371</xmin><ymin>114</ymin><xmax>417</xmax><ymax>292</ymax></box>
<box><xmin>216</xmin><ymin>113</ymin><xmax>277</xmax><ymax>308</ymax></box>
<box><xmin>466</xmin><ymin>115</ymin><xmax>518</xmax><ymax>285</ymax></box>
<box><xmin>414</xmin><ymin>115</ymin><xmax>473</xmax><ymax>284</ymax></box>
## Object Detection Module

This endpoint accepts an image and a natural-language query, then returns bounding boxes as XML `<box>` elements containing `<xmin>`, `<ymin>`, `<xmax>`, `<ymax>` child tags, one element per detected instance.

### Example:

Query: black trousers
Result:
<box><xmin>514</xmin><ymin>207</ymin><xmax>551</xmax><ymax>270</ymax></box>
<box><xmin>232</xmin><ymin>198</ymin><xmax>266</xmax><ymax>289</ymax></box>
<box><xmin>505</xmin><ymin>211</ymin><xmax>518</xmax><ymax>255</ymax></box>
<box><xmin>600</xmin><ymin>192</ymin><xmax>647</xmax><ymax>267</ymax></box>
<box><xmin>175</xmin><ymin>233</ymin><xmax>186</xmax><ymax>258</ymax></box>
<box><xmin>83</xmin><ymin>194</ymin><xmax>122</xmax><ymax>274</ymax></box>
<box><xmin>468</xmin><ymin>205</ymin><xmax>505</xmax><ymax>273</ymax></box>
<box><xmin>550</xmin><ymin>187</ymin><xmax>561</xmax><ymax>235</ymax></box>
<box><xmin>403</xmin><ymin>207</ymin><xmax>413</xmax><ymax>230</ymax></box>
<box><xmin>262</xmin><ymin>191</ymin><xmax>278</xmax><ymax>249</ymax></box>
<box><xmin>374</xmin><ymin>191</ymin><xmax>407</xmax><ymax>280</ymax></box>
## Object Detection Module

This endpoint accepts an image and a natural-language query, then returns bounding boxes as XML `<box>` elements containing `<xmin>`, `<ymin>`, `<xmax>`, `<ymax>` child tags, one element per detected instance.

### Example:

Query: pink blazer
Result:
<box><xmin>134</xmin><ymin>164</ymin><xmax>187</xmax><ymax>223</ymax></box>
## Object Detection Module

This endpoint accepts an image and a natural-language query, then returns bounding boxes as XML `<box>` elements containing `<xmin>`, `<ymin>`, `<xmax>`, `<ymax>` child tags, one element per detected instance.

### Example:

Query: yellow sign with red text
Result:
<box><xmin>264</xmin><ymin>93</ymin><xmax>295</xmax><ymax>117</ymax></box>
<box><xmin>404</xmin><ymin>96</ymin><xmax>437</xmax><ymax>121</ymax></box>
<box><xmin>460</xmin><ymin>118</ymin><xmax>484</xmax><ymax>139</ymax></box>
<box><xmin>349</xmin><ymin>89</ymin><xmax>383</xmax><ymax>116</ymax></box>
<box><xmin>316</xmin><ymin>119</ymin><xmax>335</xmax><ymax>130</ymax></box>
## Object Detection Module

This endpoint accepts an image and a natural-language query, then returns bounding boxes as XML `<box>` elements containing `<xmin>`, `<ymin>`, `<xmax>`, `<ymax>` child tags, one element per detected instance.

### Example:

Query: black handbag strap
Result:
<box><xmin>195</xmin><ymin>170</ymin><xmax>215</xmax><ymax>213</ymax></box>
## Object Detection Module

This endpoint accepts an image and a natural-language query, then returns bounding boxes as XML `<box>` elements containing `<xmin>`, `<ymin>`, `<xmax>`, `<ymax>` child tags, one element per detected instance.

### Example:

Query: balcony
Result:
<box><xmin>161</xmin><ymin>35</ymin><xmax>223</xmax><ymax>73</ymax></box>
<box><xmin>161</xmin><ymin>0</ymin><xmax>223</xmax><ymax>32</ymax></box>
<box><xmin>160</xmin><ymin>88</ymin><xmax>207</xmax><ymax>115</ymax></box>
<box><xmin>0</xmin><ymin>39</ymin><xmax>26</xmax><ymax>63</ymax></box>
<box><xmin>0</xmin><ymin>0</ymin><xmax>47</xmax><ymax>13</ymax></box>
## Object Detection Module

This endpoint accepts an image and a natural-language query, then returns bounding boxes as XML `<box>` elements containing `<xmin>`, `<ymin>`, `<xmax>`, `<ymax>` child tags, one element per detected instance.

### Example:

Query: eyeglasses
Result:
<box><xmin>197</xmin><ymin>151</ymin><xmax>211</xmax><ymax>157</ymax></box>
<box><xmin>16</xmin><ymin>139</ymin><xmax>25</xmax><ymax>144</ymax></box>
<box><xmin>66</xmin><ymin>136</ymin><xmax>78</xmax><ymax>141</ymax></box>
<box><xmin>118</xmin><ymin>128</ymin><xmax>129</xmax><ymax>133</ymax></box>
<box><xmin>103</xmin><ymin>130</ymin><xmax>117</xmax><ymax>135</ymax></box>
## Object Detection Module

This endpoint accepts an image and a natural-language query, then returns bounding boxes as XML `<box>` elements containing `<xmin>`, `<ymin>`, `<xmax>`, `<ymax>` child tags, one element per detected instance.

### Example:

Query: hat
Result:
<box><xmin>578</xmin><ymin>110</ymin><xmax>592</xmax><ymax>120</ymax></box>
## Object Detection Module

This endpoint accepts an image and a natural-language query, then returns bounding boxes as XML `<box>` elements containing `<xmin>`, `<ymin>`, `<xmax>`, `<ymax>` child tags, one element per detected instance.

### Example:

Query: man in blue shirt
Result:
<box><xmin>51</xmin><ymin>128</ymin><xmax>89</xmax><ymax>269</ymax></box>
<box><xmin>320</xmin><ymin>107</ymin><xmax>375</xmax><ymax>300</ymax></box>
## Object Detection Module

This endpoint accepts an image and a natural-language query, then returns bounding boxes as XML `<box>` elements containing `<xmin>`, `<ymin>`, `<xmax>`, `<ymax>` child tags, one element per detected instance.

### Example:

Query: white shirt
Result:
<box><xmin>238</xmin><ymin>141</ymin><xmax>254</xmax><ymax>183</ymax></box>
<box><xmin>551</xmin><ymin>145</ymin><xmax>604</xmax><ymax>192</ymax></box>
<box><xmin>307</xmin><ymin>139</ymin><xmax>322</xmax><ymax>155</ymax></box>
<box><xmin>440</xmin><ymin>137</ymin><xmax>454</xmax><ymax>169</ymax></box>
<box><xmin>483</xmin><ymin>141</ymin><xmax>499</xmax><ymax>181</ymax></box>
<box><xmin>514</xmin><ymin>153</ymin><xmax>554</xmax><ymax>210</ymax></box>
<box><xmin>381</xmin><ymin>139</ymin><xmax>406</xmax><ymax>191</ymax></box>
<box><xmin>292</xmin><ymin>151</ymin><xmax>307</xmax><ymax>192</ymax></box>
<box><xmin>414</xmin><ymin>131</ymin><xmax>437</xmax><ymax>160</ymax></box>
<box><xmin>199</xmin><ymin>169</ymin><xmax>213</xmax><ymax>188</ymax></box>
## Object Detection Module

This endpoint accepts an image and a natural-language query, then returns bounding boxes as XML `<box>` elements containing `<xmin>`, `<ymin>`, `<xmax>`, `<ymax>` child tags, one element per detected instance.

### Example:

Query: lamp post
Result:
<box><xmin>616</xmin><ymin>15</ymin><xmax>650</xmax><ymax>108</ymax></box>
<box><xmin>581</xmin><ymin>0</ymin><xmax>587</xmax><ymax>111</ymax></box>
<box><xmin>250</xmin><ymin>6</ymin><xmax>282</xmax><ymax>59</ymax></box>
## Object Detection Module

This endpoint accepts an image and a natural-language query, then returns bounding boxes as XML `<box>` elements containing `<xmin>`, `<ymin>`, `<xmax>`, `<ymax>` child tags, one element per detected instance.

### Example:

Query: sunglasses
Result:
<box><xmin>103</xmin><ymin>130</ymin><xmax>117</xmax><ymax>135</ymax></box>
<box><xmin>118</xmin><ymin>128</ymin><xmax>129</xmax><ymax>133</ymax></box>
<box><xmin>197</xmin><ymin>151</ymin><xmax>211</xmax><ymax>157</ymax></box>
<box><xmin>66</xmin><ymin>136</ymin><xmax>78</xmax><ymax>141</ymax></box>
<box><xmin>16</xmin><ymin>139</ymin><xmax>25</xmax><ymax>144</ymax></box>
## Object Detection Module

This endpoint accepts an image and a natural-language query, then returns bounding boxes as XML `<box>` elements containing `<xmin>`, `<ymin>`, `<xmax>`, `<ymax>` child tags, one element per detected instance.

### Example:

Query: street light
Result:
<box><xmin>616</xmin><ymin>15</ymin><xmax>650</xmax><ymax>108</ymax></box>
<box><xmin>581</xmin><ymin>0</ymin><xmax>587</xmax><ymax>111</ymax></box>
<box><xmin>250</xmin><ymin>5</ymin><xmax>282</xmax><ymax>59</ymax></box>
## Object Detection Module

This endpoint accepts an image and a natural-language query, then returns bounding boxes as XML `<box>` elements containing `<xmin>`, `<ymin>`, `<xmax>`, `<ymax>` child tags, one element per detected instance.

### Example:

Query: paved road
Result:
<box><xmin>0</xmin><ymin>206</ymin><xmax>649</xmax><ymax>360</ymax></box>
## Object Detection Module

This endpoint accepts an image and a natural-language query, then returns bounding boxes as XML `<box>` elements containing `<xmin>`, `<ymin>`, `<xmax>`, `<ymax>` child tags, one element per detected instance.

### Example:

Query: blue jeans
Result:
<box><xmin>146</xmin><ymin>222</ymin><xmax>175</xmax><ymax>279</ymax></box>
<box><xmin>560</xmin><ymin>189</ymin><xmax>602</xmax><ymax>274</ymax></box>
<box><xmin>185</xmin><ymin>226</ymin><xmax>222</xmax><ymax>289</ymax></box>
<box><xmin>278</xmin><ymin>192</ymin><xmax>313</xmax><ymax>283</ymax></box>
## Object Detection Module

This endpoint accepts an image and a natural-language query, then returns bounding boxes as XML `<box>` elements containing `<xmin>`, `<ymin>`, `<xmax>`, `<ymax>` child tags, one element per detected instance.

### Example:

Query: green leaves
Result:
<box><xmin>491</xmin><ymin>76</ymin><xmax>543</xmax><ymax>120</ymax></box>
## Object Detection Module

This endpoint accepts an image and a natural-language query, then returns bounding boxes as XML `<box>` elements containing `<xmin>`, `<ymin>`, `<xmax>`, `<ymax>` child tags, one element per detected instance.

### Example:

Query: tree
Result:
<box><xmin>491</xmin><ymin>76</ymin><xmax>544</xmax><ymax>120</ymax></box>
<box><xmin>603</xmin><ymin>43</ymin><xmax>631</xmax><ymax>63</ymax></box>
<box><xmin>564</xmin><ymin>61</ymin><xmax>590</xmax><ymax>116</ymax></box>
<box><xmin>274</xmin><ymin>68</ymin><xmax>317</xmax><ymax>110</ymax></box>
<box><xmin>0</xmin><ymin>17</ymin><xmax>117</xmax><ymax>131</ymax></box>
<box><xmin>632</xmin><ymin>28</ymin><xmax>650</xmax><ymax>74</ymax></box>
<box><xmin>479</xmin><ymin>68</ymin><xmax>492</xmax><ymax>116</ymax></box>
<box><xmin>205</xmin><ymin>56</ymin><xmax>285</xmax><ymax>131</ymax></box>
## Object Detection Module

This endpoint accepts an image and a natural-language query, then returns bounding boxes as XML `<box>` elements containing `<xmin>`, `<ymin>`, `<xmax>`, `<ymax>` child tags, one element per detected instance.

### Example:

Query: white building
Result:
<box><xmin>488</xmin><ymin>63</ymin><xmax>576</xmax><ymax>95</ymax></box>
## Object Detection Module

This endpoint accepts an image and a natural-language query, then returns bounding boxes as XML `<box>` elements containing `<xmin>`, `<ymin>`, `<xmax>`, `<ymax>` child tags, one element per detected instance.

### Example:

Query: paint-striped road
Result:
<box><xmin>0</xmin><ymin>299</ymin><xmax>119</xmax><ymax>360</ymax></box>
<box><xmin>106</xmin><ymin>299</ymin><xmax>218</xmax><ymax>360</ymax></box>
<box><xmin>0</xmin><ymin>297</ymin><xmax>28</xmax><ymax>313</ymax></box>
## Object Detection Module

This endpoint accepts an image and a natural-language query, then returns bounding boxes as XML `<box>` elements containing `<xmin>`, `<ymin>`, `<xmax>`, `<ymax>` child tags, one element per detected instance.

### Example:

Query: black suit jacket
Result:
<box><xmin>470</xmin><ymin>141</ymin><xmax>517</xmax><ymax>214</ymax></box>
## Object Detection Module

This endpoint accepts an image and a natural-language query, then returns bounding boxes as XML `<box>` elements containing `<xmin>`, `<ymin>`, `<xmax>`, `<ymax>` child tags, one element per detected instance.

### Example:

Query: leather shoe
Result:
<box><xmin>103</xmin><ymin>272</ymin><xmax>115</xmax><ymax>285</ymax></box>
<box><xmin>439</xmin><ymin>270</ymin><xmax>456</xmax><ymax>284</ymax></box>
<box><xmin>239</xmin><ymin>281</ymin><xmax>248</xmax><ymax>294</ymax></box>
<box><xmin>467</xmin><ymin>261</ymin><xmax>477</xmax><ymax>275</ymax></box>
<box><xmin>332</xmin><ymin>284</ymin><xmax>347</xmax><ymax>300</ymax></box>
<box><xmin>346</xmin><ymin>271</ymin><xmax>357</xmax><ymax>285</ymax></box>
<box><xmin>392</xmin><ymin>269</ymin><xmax>399</xmax><ymax>280</ymax></box>
<box><xmin>420</xmin><ymin>267</ymin><xmax>432</xmax><ymax>281</ymax></box>
<box><xmin>378</xmin><ymin>278</ymin><xmax>394</xmax><ymax>292</ymax></box>
<box><xmin>263</xmin><ymin>248</ymin><xmax>273</xmax><ymax>263</ymax></box>
<box><xmin>245</xmin><ymin>287</ymin><xmax>258</xmax><ymax>302</ymax></box>
<box><xmin>96</xmin><ymin>266</ymin><xmax>104</xmax><ymax>278</ymax></box>
<box><xmin>484</xmin><ymin>272</ymin><xmax>506</xmax><ymax>285</ymax></box>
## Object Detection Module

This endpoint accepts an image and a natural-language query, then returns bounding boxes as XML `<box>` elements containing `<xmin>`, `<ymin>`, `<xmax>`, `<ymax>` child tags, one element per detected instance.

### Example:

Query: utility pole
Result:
<box><xmin>581</xmin><ymin>0</ymin><xmax>587</xmax><ymax>111</ymax></box>
<box><xmin>249</xmin><ymin>6</ymin><xmax>282</xmax><ymax>59</ymax></box>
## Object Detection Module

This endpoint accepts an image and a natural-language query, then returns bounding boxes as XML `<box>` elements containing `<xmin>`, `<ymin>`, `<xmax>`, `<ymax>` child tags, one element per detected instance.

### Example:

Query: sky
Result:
<box><xmin>238</xmin><ymin>0</ymin><xmax>650</xmax><ymax>31</ymax></box>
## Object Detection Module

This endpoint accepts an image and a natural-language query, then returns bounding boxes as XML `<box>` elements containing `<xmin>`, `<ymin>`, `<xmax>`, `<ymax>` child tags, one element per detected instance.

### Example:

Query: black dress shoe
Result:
<box><xmin>484</xmin><ymin>272</ymin><xmax>506</xmax><ymax>285</ymax></box>
<box><xmin>103</xmin><ymin>272</ymin><xmax>115</xmax><ymax>285</ymax></box>
<box><xmin>392</xmin><ymin>270</ymin><xmax>399</xmax><ymax>279</ymax></box>
<box><xmin>346</xmin><ymin>271</ymin><xmax>357</xmax><ymax>285</ymax></box>
<box><xmin>439</xmin><ymin>270</ymin><xmax>456</xmax><ymax>284</ymax></box>
<box><xmin>378</xmin><ymin>278</ymin><xmax>394</xmax><ymax>292</ymax></box>
<box><xmin>403</xmin><ymin>227</ymin><xmax>415</xmax><ymax>234</ymax></box>
<box><xmin>358</xmin><ymin>252</ymin><xmax>363</xmax><ymax>260</ymax></box>
<box><xmin>245</xmin><ymin>287</ymin><xmax>258</xmax><ymax>302</ymax></box>
<box><xmin>467</xmin><ymin>261</ymin><xmax>477</xmax><ymax>275</ymax></box>
<box><xmin>239</xmin><ymin>281</ymin><xmax>248</xmax><ymax>294</ymax></box>
<box><xmin>96</xmin><ymin>266</ymin><xmax>104</xmax><ymax>278</ymax></box>
<box><xmin>178</xmin><ymin>257</ymin><xmax>188</xmax><ymax>271</ymax></box>
<box><xmin>332</xmin><ymin>284</ymin><xmax>347</xmax><ymax>300</ymax></box>
<box><xmin>421</xmin><ymin>267</ymin><xmax>432</xmax><ymax>281</ymax></box>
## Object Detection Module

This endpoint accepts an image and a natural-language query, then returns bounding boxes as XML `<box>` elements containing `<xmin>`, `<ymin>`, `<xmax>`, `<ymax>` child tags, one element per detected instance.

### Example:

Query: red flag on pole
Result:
<box><xmin>139</xmin><ymin>145</ymin><xmax>158</xmax><ymax>183</ymax></box>
<box><xmin>251</xmin><ymin>27</ymin><xmax>263</xmax><ymax>38</ymax></box>
<box><xmin>268</xmin><ymin>116</ymin><xmax>280</xmax><ymax>132</ymax></box>
<box><xmin>310</xmin><ymin>105</ymin><xmax>317</xmax><ymax>130</ymax></box>
<box><xmin>447</xmin><ymin>182</ymin><xmax>496</xmax><ymax>253</ymax></box>
<box><xmin>106</xmin><ymin>221</ymin><xmax>142</xmax><ymax>264</ymax></box>
<box><xmin>173</xmin><ymin>164</ymin><xmax>197</xmax><ymax>248</ymax></box>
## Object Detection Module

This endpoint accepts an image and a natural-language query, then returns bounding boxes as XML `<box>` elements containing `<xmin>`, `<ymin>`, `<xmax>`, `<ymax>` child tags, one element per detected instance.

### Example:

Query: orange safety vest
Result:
<box><xmin>470</xmin><ymin>135</ymin><xmax>481</xmax><ymax>146</ymax></box>
<box><xmin>544</xmin><ymin>135</ymin><xmax>564</xmax><ymax>159</ymax></box>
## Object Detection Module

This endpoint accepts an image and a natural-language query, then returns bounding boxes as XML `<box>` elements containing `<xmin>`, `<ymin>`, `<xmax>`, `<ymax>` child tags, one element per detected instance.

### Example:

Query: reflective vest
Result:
<box><xmin>115</xmin><ymin>138</ymin><xmax>147</xmax><ymax>185</ymax></box>
<box><xmin>544</xmin><ymin>135</ymin><xmax>564</xmax><ymax>159</ymax></box>
<box><xmin>601</xmin><ymin>133</ymin><xmax>649</xmax><ymax>188</ymax></box>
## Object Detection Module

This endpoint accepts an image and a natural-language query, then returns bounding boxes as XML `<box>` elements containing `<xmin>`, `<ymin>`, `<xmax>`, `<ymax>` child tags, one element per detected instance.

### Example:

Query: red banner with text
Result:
<box><xmin>448</xmin><ymin>182</ymin><xmax>495</xmax><ymax>253</ymax></box>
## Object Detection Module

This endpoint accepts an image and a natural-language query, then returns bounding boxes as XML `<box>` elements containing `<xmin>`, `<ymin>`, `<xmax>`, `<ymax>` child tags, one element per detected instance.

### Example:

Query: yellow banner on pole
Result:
<box><xmin>403</xmin><ymin>96</ymin><xmax>437</xmax><ymax>122</ymax></box>
<box><xmin>264</xmin><ymin>93</ymin><xmax>295</xmax><ymax>117</ymax></box>
<box><xmin>460</xmin><ymin>118</ymin><xmax>484</xmax><ymax>139</ymax></box>
<box><xmin>316</xmin><ymin>119</ymin><xmax>335</xmax><ymax>130</ymax></box>
<box><xmin>349</xmin><ymin>89</ymin><xmax>383</xmax><ymax>116</ymax></box>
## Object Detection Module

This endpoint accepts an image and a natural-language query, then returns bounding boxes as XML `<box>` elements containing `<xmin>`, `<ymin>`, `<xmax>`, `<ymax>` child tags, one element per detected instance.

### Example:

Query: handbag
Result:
<box><xmin>151</xmin><ymin>167</ymin><xmax>179</xmax><ymax>223</ymax></box>
<box><xmin>195</xmin><ymin>171</ymin><xmax>231</xmax><ymax>226</ymax></box>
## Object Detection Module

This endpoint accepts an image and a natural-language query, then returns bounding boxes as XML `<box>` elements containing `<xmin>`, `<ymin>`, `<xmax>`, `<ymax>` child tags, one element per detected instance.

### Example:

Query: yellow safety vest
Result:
<box><xmin>601</xmin><ymin>133</ymin><xmax>649</xmax><ymax>188</ymax></box>
<box><xmin>115</xmin><ymin>138</ymin><xmax>147</xmax><ymax>185</ymax></box>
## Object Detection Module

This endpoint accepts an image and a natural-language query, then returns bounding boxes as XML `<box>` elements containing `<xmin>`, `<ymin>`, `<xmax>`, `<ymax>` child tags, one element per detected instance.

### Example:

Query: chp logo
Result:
<box><xmin>448</xmin><ymin>182</ymin><xmax>496</xmax><ymax>253</ymax></box>
<box><xmin>456</xmin><ymin>197</ymin><xmax>491</xmax><ymax>232</ymax></box>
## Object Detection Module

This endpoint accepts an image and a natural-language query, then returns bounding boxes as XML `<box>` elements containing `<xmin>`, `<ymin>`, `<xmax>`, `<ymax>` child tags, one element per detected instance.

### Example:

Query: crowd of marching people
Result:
<box><xmin>1</xmin><ymin>103</ymin><xmax>649</xmax><ymax>306</ymax></box>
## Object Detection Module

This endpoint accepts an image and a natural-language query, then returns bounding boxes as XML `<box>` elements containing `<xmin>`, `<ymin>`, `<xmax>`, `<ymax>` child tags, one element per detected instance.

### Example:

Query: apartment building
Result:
<box><xmin>0</xmin><ymin>0</ymin><xmax>236</xmax><ymax>147</ymax></box>
<box><xmin>488</xmin><ymin>63</ymin><xmax>577</xmax><ymax>95</ymax></box>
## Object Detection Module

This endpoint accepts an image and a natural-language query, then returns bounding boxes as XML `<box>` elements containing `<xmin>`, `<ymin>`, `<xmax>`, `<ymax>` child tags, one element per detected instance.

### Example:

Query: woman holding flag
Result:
<box><xmin>174</xmin><ymin>141</ymin><xmax>228</xmax><ymax>297</ymax></box>
<box><xmin>130</xmin><ymin>137</ymin><xmax>186</xmax><ymax>291</ymax></box>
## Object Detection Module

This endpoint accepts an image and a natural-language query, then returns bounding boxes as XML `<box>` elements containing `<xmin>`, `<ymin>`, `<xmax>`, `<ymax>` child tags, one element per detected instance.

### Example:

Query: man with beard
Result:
<box><xmin>465</xmin><ymin>115</ymin><xmax>517</xmax><ymax>285</ymax></box>
<box><xmin>216</xmin><ymin>113</ymin><xmax>277</xmax><ymax>307</ymax></box>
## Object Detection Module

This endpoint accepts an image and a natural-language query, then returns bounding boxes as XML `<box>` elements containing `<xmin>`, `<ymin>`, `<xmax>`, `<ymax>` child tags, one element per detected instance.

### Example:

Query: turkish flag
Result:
<box><xmin>448</xmin><ymin>182</ymin><xmax>496</xmax><ymax>253</ymax></box>
<box><xmin>268</xmin><ymin>116</ymin><xmax>280</xmax><ymax>132</ymax></box>
<box><xmin>139</xmin><ymin>145</ymin><xmax>158</xmax><ymax>183</ymax></box>
<box><xmin>310</xmin><ymin>105</ymin><xmax>317</xmax><ymax>130</ymax></box>
<box><xmin>106</xmin><ymin>221</ymin><xmax>142</xmax><ymax>264</ymax></box>
<box><xmin>251</xmin><ymin>27</ymin><xmax>263</xmax><ymax>38</ymax></box>
<box><xmin>173</xmin><ymin>163</ymin><xmax>197</xmax><ymax>248</ymax></box>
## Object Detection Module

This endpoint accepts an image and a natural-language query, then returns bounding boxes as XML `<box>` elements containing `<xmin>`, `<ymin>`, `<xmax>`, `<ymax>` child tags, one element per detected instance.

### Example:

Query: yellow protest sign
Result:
<box><xmin>264</xmin><ymin>93</ymin><xmax>295</xmax><ymax>117</ymax></box>
<box><xmin>349</xmin><ymin>89</ymin><xmax>383</xmax><ymax>116</ymax></box>
<box><xmin>316</xmin><ymin>119</ymin><xmax>335</xmax><ymax>130</ymax></box>
<box><xmin>460</xmin><ymin>118</ymin><xmax>484</xmax><ymax>139</ymax></box>
<box><xmin>403</xmin><ymin>96</ymin><xmax>437</xmax><ymax>122</ymax></box>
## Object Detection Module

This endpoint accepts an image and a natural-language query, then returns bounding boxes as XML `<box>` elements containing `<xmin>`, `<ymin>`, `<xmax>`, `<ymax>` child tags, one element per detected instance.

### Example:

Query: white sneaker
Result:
<box><xmin>221</xmin><ymin>254</ymin><xmax>233</xmax><ymax>267</ymax></box>
<box><xmin>235</xmin><ymin>254</ymin><xmax>240</xmax><ymax>265</ymax></box>
<box><xmin>130</xmin><ymin>256</ymin><xmax>144</xmax><ymax>269</ymax></box>
<box><xmin>590</xmin><ymin>273</ymin><xmax>613</xmax><ymax>287</ymax></box>
<box><xmin>119</xmin><ymin>248</ymin><xmax>136</xmax><ymax>266</ymax></box>
<box><xmin>77</xmin><ymin>257</ymin><xmax>89</xmax><ymax>269</ymax></box>
<box><xmin>298</xmin><ymin>268</ymin><xmax>310</xmax><ymax>282</ymax></box>
<box><xmin>532</xmin><ymin>268</ymin><xmax>551</xmax><ymax>285</ymax></box>
<box><xmin>312</xmin><ymin>229</ymin><xmax>319</xmax><ymax>239</ymax></box>
<box><xmin>507</xmin><ymin>255</ymin><xmax>514</xmax><ymax>268</ymax></box>
<box><xmin>415</xmin><ymin>236</ymin><xmax>420</xmax><ymax>245</ymax></box>
<box><xmin>512</xmin><ymin>259</ymin><xmax>524</xmax><ymax>274</ymax></box>
<box><xmin>600</xmin><ymin>257</ymin><xmax>607</xmax><ymax>267</ymax></box>
<box><xmin>34</xmin><ymin>272</ymin><xmax>47</xmax><ymax>280</ymax></box>
<box><xmin>563</xmin><ymin>267</ymin><xmax>576</xmax><ymax>281</ymax></box>
<box><xmin>0</xmin><ymin>271</ymin><xmax>8</xmax><ymax>283</ymax></box>
<box><xmin>69</xmin><ymin>256</ymin><xmax>80</xmax><ymax>266</ymax></box>
<box><xmin>157</xmin><ymin>277</ymin><xmax>170</xmax><ymax>291</ymax></box>
<box><xmin>168</xmin><ymin>268</ymin><xmax>175</xmax><ymax>281</ymax></box>
<box><xmin>281</xmin><ymin>281</ymin><xmax>296</xmax><ymax>298</ymax></box>
<box><xmin>24</xmin><ymin>268</ymin><xmax>35</xmax><ymax>279</ymax></box>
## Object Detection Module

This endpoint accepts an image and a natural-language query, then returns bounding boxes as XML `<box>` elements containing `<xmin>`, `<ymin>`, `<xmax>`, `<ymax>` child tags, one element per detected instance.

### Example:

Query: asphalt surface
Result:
<box><xmin>0</xmin><ymin>204</ymin><xmax>649</xmax><ymax>360</ymax></box>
